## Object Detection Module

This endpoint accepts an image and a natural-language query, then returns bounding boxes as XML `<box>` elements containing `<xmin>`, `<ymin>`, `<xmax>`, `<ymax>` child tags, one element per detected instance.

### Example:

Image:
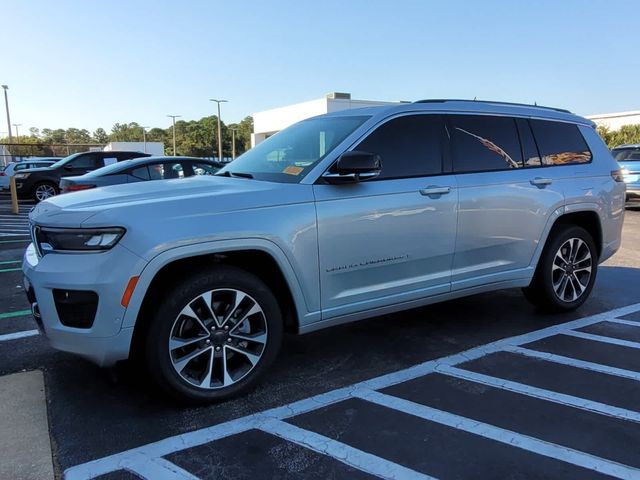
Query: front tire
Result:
<box><xmin>32</xmin><ymin>182</ymin><xmax>58</xmax><ymax>202</ymax></box>
<box><xmin>145</xmin><ymin>265</ymin><xmax>283</xmax><ymax>404</ymax></box>
<box><xmin>523</xmin><ymin>225</ymin><xmax>598</xmax><ymax>312</ymax></box>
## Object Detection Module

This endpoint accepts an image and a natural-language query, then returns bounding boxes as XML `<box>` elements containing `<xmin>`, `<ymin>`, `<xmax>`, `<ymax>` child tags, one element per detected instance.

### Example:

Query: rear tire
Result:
<box><xmin>145</xmin><ymin>265</ymin><xmax>283</xmax><ymax>404</ymax></box>
<box><xmin>523</xmin><ymin>225</ymin><xmax>598</xmax><ymax>312</ymax></box>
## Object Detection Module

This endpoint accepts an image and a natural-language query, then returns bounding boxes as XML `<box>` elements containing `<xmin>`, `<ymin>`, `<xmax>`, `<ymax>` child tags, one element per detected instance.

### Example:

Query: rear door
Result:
<box><xmin>314</xmin><ymin>114</ymin><xmax>458</xmax><ymax>319</ymax></box>
<box><xmin>528</xmin><ymin>120</ymin><xmax>602</xmax><ymax>208</ymax></box>
<box><xmin>450</xmin><ymin>114</ymin><xmax>564</xmax><ymax>290</ymax></box>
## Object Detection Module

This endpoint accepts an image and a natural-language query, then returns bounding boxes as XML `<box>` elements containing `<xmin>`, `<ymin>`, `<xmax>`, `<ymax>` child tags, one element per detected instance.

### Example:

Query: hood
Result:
<box><xmin>29</xmin><ymin>200</ymin><xmax>96</xmax><ymax>228</ymax></box>
<box><xmin>30</xmin><ymin>175</ymin><xmax>314</xmax><ymax>228</ymax></box>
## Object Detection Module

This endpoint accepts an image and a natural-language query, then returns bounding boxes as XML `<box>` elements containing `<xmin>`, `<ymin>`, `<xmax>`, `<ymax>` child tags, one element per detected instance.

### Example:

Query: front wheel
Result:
<box><xmin>33</xmin><ymin>182</ymin><xmax>58</xmax><ymax>202</ymax></box>
<box><xmin>145</xmin><ymin>265</ymin><xmax>283</xmax><ymax>404</ymax></box>
<box><xmin>523</xmin><ymin>225</ymin><xmax>598</xmax><ymax>312</ymax></box>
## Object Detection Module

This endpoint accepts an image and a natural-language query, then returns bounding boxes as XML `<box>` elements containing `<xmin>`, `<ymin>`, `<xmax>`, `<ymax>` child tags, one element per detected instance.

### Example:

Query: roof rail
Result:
<box><xmin>414</xmin><ymin>99</ymin><xmax>572</xmax><ymax>114</ymax></box>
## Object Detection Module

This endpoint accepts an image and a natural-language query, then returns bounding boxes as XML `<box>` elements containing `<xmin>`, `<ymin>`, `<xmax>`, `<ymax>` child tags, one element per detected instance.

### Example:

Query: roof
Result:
<box><xmin>323</xmin><ymin>99</ymin><xmax>593</xmax><ymax>126</ymax></box>
<box><xmin>114</xmin><ymin>155</ymin><xmax>211</xmax><ymax>167</ymax></box>
<box><xmin>586</xmin><ymin>111</ymin><xmax>640</xmax><ymax>120</ymax></box>
<box><xmin>131</xmin><ymin>156</ymin><xmax>206</xmax><ymax>162</ymax></box>
<box><xmin>84</xmin><ymin>156</ymin><xmax>220</xmax><ymax>177</ymax></box>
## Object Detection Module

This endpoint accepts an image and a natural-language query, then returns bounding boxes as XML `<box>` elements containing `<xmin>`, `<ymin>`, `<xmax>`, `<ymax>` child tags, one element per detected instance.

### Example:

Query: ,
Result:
<box><xmin>22</xmin><ymin>99</ymin><xmax>625</xmax><ymax>404</ymax></box>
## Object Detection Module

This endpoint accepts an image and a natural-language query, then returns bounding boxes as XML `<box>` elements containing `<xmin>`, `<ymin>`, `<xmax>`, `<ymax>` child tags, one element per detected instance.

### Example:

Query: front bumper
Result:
<box><xmin>22</xmin><ymin>242</ymin><xmax>147</xmax><ymax>367</ymax></box>
<box><xmin>15</xmin><ymin>181</ymin><xmax>29</xmax><ymax>196</ymax></box>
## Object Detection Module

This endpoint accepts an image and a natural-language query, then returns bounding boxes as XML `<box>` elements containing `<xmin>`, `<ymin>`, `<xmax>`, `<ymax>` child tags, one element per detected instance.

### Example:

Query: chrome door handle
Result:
<box><xmin>420</xmin><ymin>186</ymin><xmax>451</xmax><ymax>196</ymax></box>
<box><xmin>530</xmin><ymin>177</ymin><xmax>553</xmax><ymax>187</ymax></box>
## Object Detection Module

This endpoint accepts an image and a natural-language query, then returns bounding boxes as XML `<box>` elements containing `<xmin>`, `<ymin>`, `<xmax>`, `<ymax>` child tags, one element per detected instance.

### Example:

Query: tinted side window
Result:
<box><xmin>450</xmin><ymin>115</ymin><xmax>523</xmax><ymax>172</ymax></box>
<box><xmin>516</xmin><ymin>119</ymin><xmax>541</xmax><ymax>167</ymax></box>
<box><xmin>148</xmin><ymin>162</ymin><xmax>184</xmax><ymax>180</ymax></box>
<box><xmin>102</xmin><ymin>156</ymin><xmax>118</xmax><ymax>167</ymax></box>
<box><xmin>529</xmin><ymin>120</ymin><xmax>592</xmax><ymax>166</ymax></box>
<box><xmin>18</xmin><ymin>163</ymin><xmax>41</xmax><ymax>170</ymax></box>
<box><xmin>354</xmin><ymin>115</ymin><xmax>443</xmax><ymax>179</ymax></box>
<box><xmin>192</xmin><ymin>162</ymin><xmax>219</xmax><ymax>175</ymax></box>
<box><xmin>68</xmin><ymin>154</ymin><xmax>97</xmax><ymax>169</ymax></box>
<box><xmin>130</xmin><ymin>166</ymin><xmax>150</xmax><ymax>180</ymax></box>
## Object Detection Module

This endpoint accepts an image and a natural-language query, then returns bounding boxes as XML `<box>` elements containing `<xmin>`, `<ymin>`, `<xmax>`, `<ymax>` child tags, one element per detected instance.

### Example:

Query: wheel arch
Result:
<box><xmin>532</xmin><ymin>205</ymin><xmax>603</xmax><ymax>271</ymax></box>
<box><xmin>124</xmin><ymin>240</ymin><xmax>313</xmax><ymax>360</ymax></box>
<box><xmin>550</xmin><ymin>210</ymin><xmax>602</xmax><ymax>257</ymax></box>
<box><xmin>524</xmin><ymin>206</ymin><xmax>601</xmax><ymax>311</ymax></box>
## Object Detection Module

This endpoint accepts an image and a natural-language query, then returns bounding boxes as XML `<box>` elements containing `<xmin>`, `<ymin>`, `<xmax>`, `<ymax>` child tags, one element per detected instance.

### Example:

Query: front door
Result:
<box><xmin>64</xmin><ymin>153</ymin><xmax>99</xmax><ymax>176</ymax></box>
<box><xmin>314</xmin><ymin>114</ymin><xmax>458</xmax><ymax>320</ymax></box>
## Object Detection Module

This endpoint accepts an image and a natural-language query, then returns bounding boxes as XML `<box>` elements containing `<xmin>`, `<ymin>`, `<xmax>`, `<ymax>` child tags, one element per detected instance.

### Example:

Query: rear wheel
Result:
<box><xmin>523</xmin><ymin>225</ymin><xmax>597</xmax><ymax>312</ymax></box>
<box><xmin>145</xmin><ymin>265</ymin><xmax>283</xmax><ymax>404</ymax></box>
<box><xmin>33</xmin><ymin>182</ymin><xmax>58</xmax><ymax>202</ymax></box>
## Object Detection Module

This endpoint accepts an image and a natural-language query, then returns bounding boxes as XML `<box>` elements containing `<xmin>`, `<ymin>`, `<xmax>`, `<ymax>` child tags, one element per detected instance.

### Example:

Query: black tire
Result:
<box><xmin>145</xmin><ymin>265</ymin><xmax>283</xmax><ymax>404</ymax></box>
<box><xmin>523</xmin><ymin>225</ymin><xmax>598</xmax><ymax>312</ymax></box>
<box><xmin>32</xmin><ymin>182</ymin><xmax>58</xmax><ymax>202</ymax></box>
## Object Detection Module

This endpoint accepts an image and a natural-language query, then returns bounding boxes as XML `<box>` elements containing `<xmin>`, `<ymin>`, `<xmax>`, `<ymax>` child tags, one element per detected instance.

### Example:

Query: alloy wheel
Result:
<box><xmin>35</xmin><ymin>184</ymin><xmax>56</xmax><ymax>201</ymax></box>
<box><xmin>168</xmin><ymin>288</ymin><xmax>268</xmax><ymax>390</ymax></box>
<box><xmin>551</xmin><ymin>237</ymin><xmax>592</xmax><ymax>303</ymax></box>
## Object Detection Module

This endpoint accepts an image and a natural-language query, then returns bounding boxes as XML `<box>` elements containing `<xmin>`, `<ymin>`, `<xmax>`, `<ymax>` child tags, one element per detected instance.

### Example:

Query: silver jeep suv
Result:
<box><xmin>23</xmin><ymin>100</ymin><xmax>625</xmax><ymax>403</ymax></box>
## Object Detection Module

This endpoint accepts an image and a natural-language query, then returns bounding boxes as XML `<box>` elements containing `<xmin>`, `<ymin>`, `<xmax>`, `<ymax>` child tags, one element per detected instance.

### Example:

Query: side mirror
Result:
<box><xmin>322</xmin><ymin>151</ymin><xmax>382</xmax><ymax>184</ymax></box>
<box><xmin>63</xmin><ymin>165</ymin><xmax>73</xmax><ymax>170</ymax></box>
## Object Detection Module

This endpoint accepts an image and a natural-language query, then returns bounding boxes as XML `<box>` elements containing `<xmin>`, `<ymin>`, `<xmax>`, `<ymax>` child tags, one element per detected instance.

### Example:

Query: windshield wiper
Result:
<box><xmin>215</xmin><ymin>171</ymin><xmax>254</xmax><ymax>179</ymax></box>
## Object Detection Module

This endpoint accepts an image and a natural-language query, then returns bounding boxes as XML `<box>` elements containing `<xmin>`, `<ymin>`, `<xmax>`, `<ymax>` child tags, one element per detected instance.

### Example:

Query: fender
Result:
<box><xmin>120</xmin><ymin>238</ymin><xmax>320</xmax><ymax>330</ymax></box>
<box><xmin>529</xmin><ymin>202</ymin><xmax>603</xmax><ymax>269</ymax></box>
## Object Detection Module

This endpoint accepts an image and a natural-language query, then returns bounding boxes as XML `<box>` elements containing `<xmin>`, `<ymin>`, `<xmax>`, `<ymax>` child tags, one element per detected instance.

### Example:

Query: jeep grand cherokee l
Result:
<box><xmin>23</xmin><ymin>100</ymin><xmax>625</xmax><ymax>403</ymax></box>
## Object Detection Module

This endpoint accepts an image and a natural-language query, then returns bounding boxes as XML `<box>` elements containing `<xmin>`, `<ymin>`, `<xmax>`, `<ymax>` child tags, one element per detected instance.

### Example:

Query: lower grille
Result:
<box><xmin>53</xmin><ymin>289</ymin><xmax>99</xmax><ymax>329</ymax></box>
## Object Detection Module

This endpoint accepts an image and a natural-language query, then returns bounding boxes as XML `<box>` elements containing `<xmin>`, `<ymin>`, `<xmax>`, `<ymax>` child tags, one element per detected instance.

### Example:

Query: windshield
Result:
<box><xmin>217</xmin><ymin>115</ymin><xmax>370</xmax><ymax>183</ymax></box>
<box><xmin>49</xmin><ymin>152</ymin><xmax>86</xmax><ymax>169</ymax></box>
<box><xmin>612</xmin><ymin>147</ymin><xmax>640</xmax><ymax>162</ymax></box>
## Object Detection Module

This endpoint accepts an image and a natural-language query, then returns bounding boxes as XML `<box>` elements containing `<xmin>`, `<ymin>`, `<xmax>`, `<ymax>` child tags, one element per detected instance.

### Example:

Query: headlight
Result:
<box><xmin>14</xmin><ymin>173</ymin><xmax>30</xmax><ymax>179</ymax></box>
<box><xmin>34</xmin><ymin>227</ymin><xmax>125</xmax><ymax>253</ymax></box>
<box><xmin>619</xmin><ymin>167</ymin><xmax>639</xmax><ymax>183</ymax></box>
